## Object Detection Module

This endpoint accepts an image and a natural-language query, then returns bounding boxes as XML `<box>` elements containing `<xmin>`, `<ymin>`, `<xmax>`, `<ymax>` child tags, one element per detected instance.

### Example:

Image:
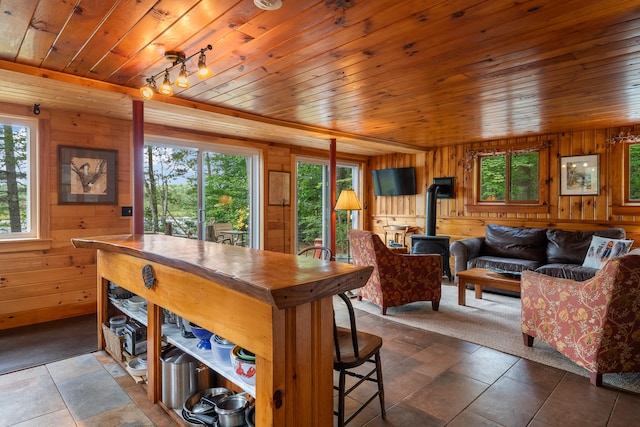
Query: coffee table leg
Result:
<box><xmin>475</xmin><ymin>285</ymin><xmax>483</xmax><ymax>300</ymax></box>
<box><xmin>458</xmin><ymin>279</ymin><xmax>466</xmax><ymax>305</ymax></box>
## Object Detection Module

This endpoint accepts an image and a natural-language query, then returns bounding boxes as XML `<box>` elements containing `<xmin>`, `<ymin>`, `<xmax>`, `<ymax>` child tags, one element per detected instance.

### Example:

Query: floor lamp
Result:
<box><xmin>335</xmin><ymin>189</ymin><xmax>362</xmax><ymax>262</ymax></box>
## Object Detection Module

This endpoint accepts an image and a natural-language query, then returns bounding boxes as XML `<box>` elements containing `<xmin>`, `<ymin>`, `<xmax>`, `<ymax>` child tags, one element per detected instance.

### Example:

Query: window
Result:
<box><xmin>478</xmin><ymin>152</ymin><xmax>539</xmax><ymax>203</ymax></box>
<box><xmin>295</xmin><ymin>158</ymin><xmax>361</xmax><ymax>259</ymax></box>
<box><xmin>0</xmin><ymin>115</ymin><xmax>38</xmax><ymax>239</ymax></box>
<box><xmin>467</xmin><ymin>145</ymin><xmax>548</xmax><ymax>214</ymax></box>
<box><xmin>627</xmin><ymin>143</ymin><xmax>640</xmax><ymax>202</ymax></box>
<box><xmin>144</xmin><ymin>138</ymin><xmax>259</xmax><ymax>247</ymax></box>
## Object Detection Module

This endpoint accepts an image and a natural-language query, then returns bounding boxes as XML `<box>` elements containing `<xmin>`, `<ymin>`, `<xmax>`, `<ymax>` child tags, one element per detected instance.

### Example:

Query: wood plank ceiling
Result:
<box><xmin>0</xmin><ymin>0</ymin><xmax>639</xmax><ymax>155</ymax></box>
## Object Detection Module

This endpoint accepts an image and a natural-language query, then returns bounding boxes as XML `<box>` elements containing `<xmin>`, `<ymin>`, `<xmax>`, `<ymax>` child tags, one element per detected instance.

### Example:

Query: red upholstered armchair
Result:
<box><xmin>348</xmin><ymin>229</ymin><xmax>443</xmax><ymax>314</ymax></box>
<box><xmin>521</xmin><ymin>253</ymin><xmax>640</xmax><ymax>386</ymax></box>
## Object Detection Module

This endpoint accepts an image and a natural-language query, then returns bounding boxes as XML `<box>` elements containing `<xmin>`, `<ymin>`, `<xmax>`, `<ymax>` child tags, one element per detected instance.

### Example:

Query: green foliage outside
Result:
<box><xmin>144</xmin><ymin>145</ymin><xmax>249</xmax><ymax>238</ymax></box>
<box><xmin>296</xmin><ymin>162</ymin><xmax>354</xmax><ymax>255</ymax></box>
<box><xmin>480</xmin><ymin>152</ymin><xmax>538</xmax><ymax>202</ymax></box>
<box><xmin>630</xmin><ymin>144</ymin><xmax>640</xmax><ymax>200</ymax></box>
<box><xmin>0</xmin><ymin>123</ymin><xmax>29</xmax><ymax>233</ymax></box>
<box><xmin>296</xmin><ymin>163</ymin><xmax>325</xmax><ymax>246</ymax></box>
<box><xmin>480</xmin><ymin>156</ymin><xmax>506</xmax><ymax>200</ymax></box>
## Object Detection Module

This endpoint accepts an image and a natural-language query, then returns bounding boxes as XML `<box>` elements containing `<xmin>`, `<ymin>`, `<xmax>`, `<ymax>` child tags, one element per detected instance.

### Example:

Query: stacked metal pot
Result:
<box><xmin>182</xmin><ymin>387</ymin><xmax>255</xmax><ymax>427</ymax></box>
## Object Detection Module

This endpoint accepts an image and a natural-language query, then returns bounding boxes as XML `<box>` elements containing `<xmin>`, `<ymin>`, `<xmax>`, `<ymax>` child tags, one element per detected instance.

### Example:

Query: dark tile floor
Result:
<box><xmin>1</xmin><ymin>303</ymin><xmax>639</xmax><ymax>427</ymax></box>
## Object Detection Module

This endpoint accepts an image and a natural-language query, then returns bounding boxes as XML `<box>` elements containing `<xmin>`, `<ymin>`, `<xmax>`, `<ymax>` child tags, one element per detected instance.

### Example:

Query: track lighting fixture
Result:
<box><xmin>139</xmin><ymin>44</ymin><xmax>212</xmax><ymax>100</ymax></box>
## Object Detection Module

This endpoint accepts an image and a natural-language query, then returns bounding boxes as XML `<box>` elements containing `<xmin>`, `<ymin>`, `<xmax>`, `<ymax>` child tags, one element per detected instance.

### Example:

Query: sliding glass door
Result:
<box><xmin>295</xmin><ymin>157</ymin><xmax>360</xmax><ymax>259</ymax></box>
<box><xmin>144</xmin><ymin>139</ymin><xmax>259</xmax><ymax>247</ymax></box>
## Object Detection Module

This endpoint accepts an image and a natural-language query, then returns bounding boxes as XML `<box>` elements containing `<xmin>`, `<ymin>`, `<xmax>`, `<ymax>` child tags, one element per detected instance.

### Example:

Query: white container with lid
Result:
<box><xmin>109</xmin><ymin>315</ymin><xmax>127</xmax><ymax>335</ymax></box>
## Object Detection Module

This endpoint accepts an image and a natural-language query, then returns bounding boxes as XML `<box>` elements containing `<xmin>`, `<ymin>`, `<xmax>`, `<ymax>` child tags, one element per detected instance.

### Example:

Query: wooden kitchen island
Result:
<box><xmin>72</xmin><ymin>234</ymin><xmax>373</xmax><ymax>427</ymax></box>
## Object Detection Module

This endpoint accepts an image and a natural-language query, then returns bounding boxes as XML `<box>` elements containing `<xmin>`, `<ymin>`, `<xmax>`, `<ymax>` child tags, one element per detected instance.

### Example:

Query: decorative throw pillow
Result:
<box><xmin>582</xmin><ymin>236</ymin><xmax>634</xmax><ymax>269</ymax></box>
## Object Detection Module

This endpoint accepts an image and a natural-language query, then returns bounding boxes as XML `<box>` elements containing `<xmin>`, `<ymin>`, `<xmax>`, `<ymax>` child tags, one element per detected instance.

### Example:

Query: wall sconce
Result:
<box><xmin>140</xmin><ymin>44</ymin><xmax>212</xmax><ymax>100</ymax></box>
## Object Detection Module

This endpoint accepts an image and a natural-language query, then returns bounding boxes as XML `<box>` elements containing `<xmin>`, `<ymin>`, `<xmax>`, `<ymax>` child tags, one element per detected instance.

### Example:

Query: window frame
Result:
<box><xmin>0</xmin><ymin>107</ymin><xmax>50</xmax><ymax>251</ymax></box>
<box><xmin>612</xmin><ymin>140</ymin><xmax>640</xmax><ymax>215</ymax></box>
<box><xmin>624</xmin><ymin>142</ymin><xmax>640</xmax><ymax>203</ymax></box>
<box><xmin>465</xmin><ymin>144</ymin><xmax>549</xmax><ymax>214</ymax></box>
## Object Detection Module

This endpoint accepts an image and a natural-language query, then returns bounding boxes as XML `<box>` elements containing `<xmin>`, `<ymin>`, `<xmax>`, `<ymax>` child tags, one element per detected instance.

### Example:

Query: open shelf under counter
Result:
<box><xmin>162</xmin><ymin>323</ymin><xmax>256</xmax><ymax>398</ymax></box>
<box><xmin>110</xmin><ymin>297</ymin><xmax>255</xmax><ymax>397</ymax></box>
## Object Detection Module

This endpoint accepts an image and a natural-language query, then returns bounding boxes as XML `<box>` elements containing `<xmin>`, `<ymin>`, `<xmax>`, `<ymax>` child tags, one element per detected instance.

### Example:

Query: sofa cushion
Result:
<box><xmin>483</xmin><ymin>224</ymin><xmax>548</xmax><ymax>263</ymax></box>
<box><xmin>535</xmin><ymin>263</ymin><xmax>599</xmax><ymax>281</ymax></box>
<box><xmin>582</xmin><ymin>236</ymin><xmax>634</xmax><ymax>269</ymax></box>
<box><xmin>546</xmin><ymin>228</ymin><xmax>626</xmax><ymax>264</ymax></box>
<box><xmin>468</xmin><ymin>256</ymin><xmax>541</xmax><ymax>272</ymax></box>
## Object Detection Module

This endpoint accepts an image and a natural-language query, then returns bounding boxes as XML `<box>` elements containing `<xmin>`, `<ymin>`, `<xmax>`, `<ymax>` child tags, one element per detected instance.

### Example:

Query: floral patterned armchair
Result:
<box><xmin>521</xmin><ymin>253</ymin><xmax>640</xmax><ymax>386</ymax></box>
<box><xmin>348</xmin><ymin>229</ymin><xmax>443</xmax><ymax>314</ymax></box>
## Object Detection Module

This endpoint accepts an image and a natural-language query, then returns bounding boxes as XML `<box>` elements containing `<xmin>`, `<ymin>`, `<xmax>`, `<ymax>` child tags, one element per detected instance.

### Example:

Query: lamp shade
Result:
<box><xmin>335</xmin><ymin>189</ymin><xmax>362</xmax><ymax>211</ymax></box>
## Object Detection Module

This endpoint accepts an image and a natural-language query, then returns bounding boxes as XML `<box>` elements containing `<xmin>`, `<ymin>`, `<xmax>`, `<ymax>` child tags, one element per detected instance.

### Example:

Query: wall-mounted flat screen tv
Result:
<box><xmin>372</xmin><ymin>167</ymin><xmax>416</xmax><ymax>196</ymax></box>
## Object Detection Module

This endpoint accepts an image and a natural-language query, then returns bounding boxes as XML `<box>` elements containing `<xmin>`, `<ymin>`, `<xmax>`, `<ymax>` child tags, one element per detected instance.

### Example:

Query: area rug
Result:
<box><xmin>351</xmin><ymin>284</ymin><xmax>640</xmax><ymax>394</ymax></box>
<box><xmin>0</xmin><ymin>314</ymin><xmax>98</xmax><ymax>375</ymax></box>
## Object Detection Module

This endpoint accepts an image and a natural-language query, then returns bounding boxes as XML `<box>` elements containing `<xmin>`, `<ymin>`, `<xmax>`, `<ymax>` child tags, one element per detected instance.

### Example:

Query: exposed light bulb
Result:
<box><xmin>175</xmin><ymin>63</ymin><xmax>190</xmax><ymax>88</ymax></box>
<box><xmin>140</xmin><ymin>85</ymin><xmax>154</xmax><ymax>99</ymax></box>
<box><xmin>198</xmin><ymin>52</ymin><xmax>211</xmax><ymax>79</ymax></box>
<box><xmin>159</xmin><ymin>71</ymin><xmax>173</xmax><ymax>95</ymax></box>
<box><xmin>140</xmin><ymin>77</ymin><xmax>156</xmax><ymax>99</ymax></box>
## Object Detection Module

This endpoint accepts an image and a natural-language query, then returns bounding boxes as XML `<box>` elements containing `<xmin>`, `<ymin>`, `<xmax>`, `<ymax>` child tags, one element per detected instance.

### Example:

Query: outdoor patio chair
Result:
<box><xmin>212</xmin><ymin>222</ymin><xmax>233</xmax><ymax>244</ymax></box>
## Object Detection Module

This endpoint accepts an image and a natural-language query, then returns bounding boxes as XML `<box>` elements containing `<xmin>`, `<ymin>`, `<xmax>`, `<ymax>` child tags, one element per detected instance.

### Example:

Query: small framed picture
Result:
<box><xmin>59</xmin><ymin>146</ymin><xmax>118</xmax><ymax>204</ymax></box>
<box><xmin>268</xmin><ymin>170</ymin><xmax>290</xmax><ymax>206</ymax></box>
<box><xmin>560</xmin><ymin>154</ymin><xmax>599</xmax><ymax>196</ymax></box>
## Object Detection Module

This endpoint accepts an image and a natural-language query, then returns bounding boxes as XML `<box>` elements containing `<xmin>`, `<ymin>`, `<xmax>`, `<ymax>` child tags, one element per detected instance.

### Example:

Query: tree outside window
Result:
<box><xmin>479</xmin><ymin>152</ymin><xmax>539</xmax><ymax>203</ymax></box>
<box><xmin>0</xmin><ymin>117</ymin><xmax>36</xmax><ymax>238</ymax></box>
<box><xmin>628</xmin><ymin>143</ymin><xmax>640</xmax><ymax>201</ymax></box>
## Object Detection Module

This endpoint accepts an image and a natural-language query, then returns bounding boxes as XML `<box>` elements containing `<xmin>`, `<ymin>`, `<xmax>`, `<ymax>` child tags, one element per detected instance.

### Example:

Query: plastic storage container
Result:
<box><xmin>210</xmin><ymin>334</ymin><xmax>234</xmax><ymax>366</ymax></box>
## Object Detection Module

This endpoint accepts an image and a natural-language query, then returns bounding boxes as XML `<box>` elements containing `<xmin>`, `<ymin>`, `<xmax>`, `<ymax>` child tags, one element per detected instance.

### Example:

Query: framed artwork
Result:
<box><xmin>268</xmin><ymin>170</ymin><xmax>290</xmax><ymax>206</ymax></box>
<box><xmin>560</xmin><ymin>154</ymin><xmax>599</xmax><ymax>196</ymax></box>
<box><xmin>59</xmin><ymin>146</ymin><xmax>118</xmax><ymax>204</ymax></box>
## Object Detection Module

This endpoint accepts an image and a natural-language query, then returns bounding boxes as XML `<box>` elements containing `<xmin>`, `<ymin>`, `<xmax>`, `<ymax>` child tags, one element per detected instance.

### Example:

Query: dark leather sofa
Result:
<box><xmin>450</xmin><ymin>224</ymin><xmax>627</xmax><ymax>290</ymax></box>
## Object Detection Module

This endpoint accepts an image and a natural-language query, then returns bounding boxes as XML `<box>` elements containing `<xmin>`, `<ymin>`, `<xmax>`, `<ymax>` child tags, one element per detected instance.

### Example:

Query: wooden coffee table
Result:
<box><xmin>456</xmin><ymin>268</ymin><xmax>521</xmax><ymax>305</ymax></box>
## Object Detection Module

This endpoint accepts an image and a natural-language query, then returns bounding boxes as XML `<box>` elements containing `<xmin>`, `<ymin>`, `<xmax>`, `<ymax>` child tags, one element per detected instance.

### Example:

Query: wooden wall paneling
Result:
<box><xmin>0</xmin><ymin>276</ymin><xmax>94</xmax><ymax>301</ymax></box>
<box><xmin>266</xmin><ymin>146</ymin><xmax>291</xmax><ymax>253</ymax></box>
<box><xmin>0</xmin><ymin>301</ymin><xmax>96</xmax><ymax>329</ymax></box>
<box><xmin>0</xmin><ymin>107</ymin><xmax>132</xmax><ymax>329</ymax></box>
<box><xmin>556</xmin><ymin>131</ymin><xmax>572</xmax><ymax>219</ymax></box>
<box><xmin>0</xmin><ymin>250</ymin><xmax>94</xmax><ymax>274</ymax></box>
<box><xmin>376</xmin><ymin>122</ymin><xmax>640</xmax><ymax>250</ymax></box>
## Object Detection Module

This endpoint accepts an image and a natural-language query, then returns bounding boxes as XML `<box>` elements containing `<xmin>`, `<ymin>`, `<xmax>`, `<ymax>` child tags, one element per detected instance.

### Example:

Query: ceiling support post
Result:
<box><xmin>132</xmin><ymin>100</ymin><xmax>144</xmax><ymax>234</ymax></box>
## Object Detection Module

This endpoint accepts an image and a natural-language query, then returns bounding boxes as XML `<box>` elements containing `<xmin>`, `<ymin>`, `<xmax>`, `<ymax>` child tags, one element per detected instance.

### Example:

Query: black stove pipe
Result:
<box><xmin>425</xmin><ymin>184</ymin><xmax>441</xmax><ymax>236</ymax></box>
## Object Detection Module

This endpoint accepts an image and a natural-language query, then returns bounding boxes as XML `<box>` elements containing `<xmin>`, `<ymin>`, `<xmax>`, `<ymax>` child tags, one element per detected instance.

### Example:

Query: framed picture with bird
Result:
<box><xmin>58</xmin><ymin>146</ymin><xmax>118</xmax><ymax>204</ymax></box>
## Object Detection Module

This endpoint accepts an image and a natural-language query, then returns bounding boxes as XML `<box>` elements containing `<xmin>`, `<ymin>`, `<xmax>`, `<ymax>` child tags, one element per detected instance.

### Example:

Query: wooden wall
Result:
<box><xmin>369</xmin><ymin>126</ymin><xmax>640</xmax><ymax>247</ymax></box>
<box><xmin>0</xmin><ymin>104</ymin><xmax>132</xmax><ymax>329</ymax></box>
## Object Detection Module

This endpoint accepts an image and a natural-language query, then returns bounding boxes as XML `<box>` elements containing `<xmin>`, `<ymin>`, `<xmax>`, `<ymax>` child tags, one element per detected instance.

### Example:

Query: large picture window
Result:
<box><xmin>0</xmin><ymin>115</ymin><xmax>37</xmax><ymax>239</ymax></box>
